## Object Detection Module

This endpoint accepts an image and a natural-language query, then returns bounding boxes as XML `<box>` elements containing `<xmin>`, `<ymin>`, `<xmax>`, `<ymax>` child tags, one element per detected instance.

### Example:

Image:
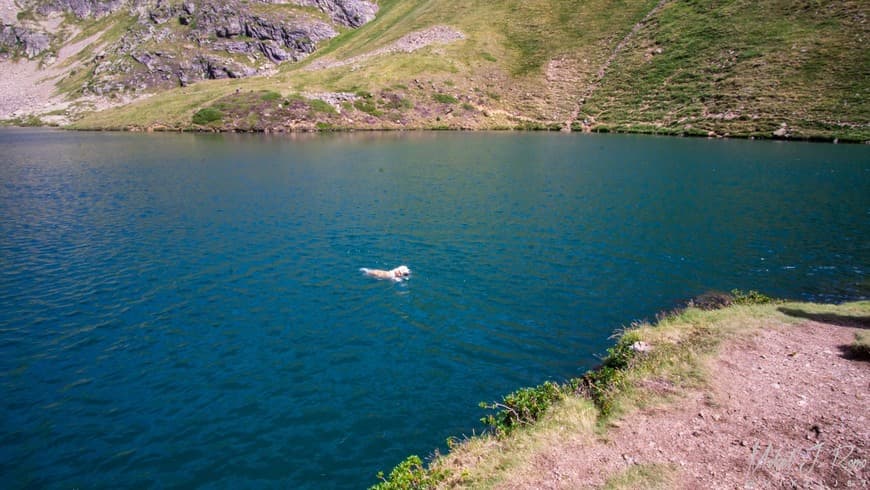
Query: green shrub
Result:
<box><xmin>309</xmin><ymin>99</ymin><xmax>337</xmax><ymax>114</ymax></box>
<box><xmin>433</xmin><ymin>93</ymin><xmax>458</xmax><ymax>104</ymax></box>
<box><xmin>577</xmin><ymin>330</ymin><xmax>641</xmax><ymax>417</ymax></box>
<box><xmin>383</xmin><ymin>94</ymin><xmax>413</xmax><ymax>110</ymax></box>
<box><xmin>191</xmin><ymin>108</ymin><xmax>223</xmax><ymax>125</ymax></box>
<box><xmin>260</xmin><ymin>91</ymin><xmax>282</xmax><ymax>101</ymax></box>
<box><xmin>2</xmin><ymin>115</ymin><xmax>45</xmax><ymax>127</ymax></box>
<box><xmin>354</xmin><ymin>99</ymin><xmax>382</xmax><ymax>116</ymax></box>
<box><xmin>731</xmin><ymin>289</ymin><xmax>775</xmax><ymax>305</ymax></box>
<box><xmin>480</xmin><ymin>380</ymin><xmax>563</xmax><ymax>435</ymax></box>
<box><xmin>461</xmin><ymin>103</ymin><xmax>474</xmax><ymax>111</ymax></box>
<box><xmin>370</xmin><ymin>455</ymin><xmax>449</xmax><ymax>490</ymax></box>
<box><xmin>851</xmin><ymin>332</ymin><xmax>870</xmax><ymax>359</ymax></box>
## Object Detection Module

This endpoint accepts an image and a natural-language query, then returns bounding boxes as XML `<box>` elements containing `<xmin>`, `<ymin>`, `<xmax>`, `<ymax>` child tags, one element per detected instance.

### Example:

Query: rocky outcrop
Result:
<box><xmin>45</xmin><ymin>0</ymin><xmax>376</xmax><ymax>95</ymax></box>
<box><xmin>32</xmin><ymin>0</ymin><xmax>130</xmax><ymax>18</ymax></box>
<box><xmin>109</xmin><ymin>1</ymin><xmax>340</xmax><ymax>89</ymax></box>
<box><xmin>0</xmin><ymin>0</ymin><xmax>377</xmax><ymax>99</ymax></box>
<box><xmin>0</xmin><ymin>24</ymin><xmax>52</xmax><ymax>58</ymax></box>
<box><xmin>293</xmin><ymin>0</ymin><xmax>378</xmax><ymax>28</ymax></box>
<box><xmin>197</xmin><ymin>3</ymin><xmax>338</xmax><ymax>59</ymax></box>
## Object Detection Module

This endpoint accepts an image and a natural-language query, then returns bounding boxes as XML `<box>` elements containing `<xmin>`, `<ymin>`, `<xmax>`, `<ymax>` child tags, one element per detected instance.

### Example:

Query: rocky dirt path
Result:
<box><xmin>499</xmin><ymin>313</ymin><xmax>869</xmax><ymax>489</ymax></box>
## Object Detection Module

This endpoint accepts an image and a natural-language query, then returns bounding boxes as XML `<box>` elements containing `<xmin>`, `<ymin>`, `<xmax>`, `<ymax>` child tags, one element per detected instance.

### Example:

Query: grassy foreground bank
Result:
<box><xmin>372</xmin><ymin>293</ymin><xmax>870</xmax><ymax>489</ymax></box>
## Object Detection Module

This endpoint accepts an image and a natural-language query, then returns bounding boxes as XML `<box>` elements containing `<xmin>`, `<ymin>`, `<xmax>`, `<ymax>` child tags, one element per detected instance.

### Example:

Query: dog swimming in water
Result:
<box><xmin>360</xmin><ymin>265</ymin><xmax>411</xmax><ymax>282</ymax></box>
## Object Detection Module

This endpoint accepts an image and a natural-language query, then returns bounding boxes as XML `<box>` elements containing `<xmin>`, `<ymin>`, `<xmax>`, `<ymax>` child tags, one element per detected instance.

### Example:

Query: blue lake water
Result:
<box><xmin>0</xmin><ymin>129</ymin><xmax>868</xmax><ymax>488</ymax></box>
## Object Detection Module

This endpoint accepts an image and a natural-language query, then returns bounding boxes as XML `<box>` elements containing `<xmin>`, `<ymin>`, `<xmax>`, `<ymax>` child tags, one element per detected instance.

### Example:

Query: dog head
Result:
<box><xmin>392</xmin><ymin>265</ymin><xmax>411</xmax><ymax>278</ymax></box>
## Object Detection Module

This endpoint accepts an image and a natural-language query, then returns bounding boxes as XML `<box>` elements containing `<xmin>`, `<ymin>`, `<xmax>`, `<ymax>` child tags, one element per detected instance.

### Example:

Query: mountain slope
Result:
<box><xmin>2</xmin><ymin>0</ymin><xmax>868</xmax><ymax>140</ymax></box>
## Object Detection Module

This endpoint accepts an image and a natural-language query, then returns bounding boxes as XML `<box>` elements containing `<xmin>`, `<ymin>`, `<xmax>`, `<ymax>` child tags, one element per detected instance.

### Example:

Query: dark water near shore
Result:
<box><xmin>0</xmin><ymin>129</ymin><xmax>867</xmax><ymax>489</ymax></box>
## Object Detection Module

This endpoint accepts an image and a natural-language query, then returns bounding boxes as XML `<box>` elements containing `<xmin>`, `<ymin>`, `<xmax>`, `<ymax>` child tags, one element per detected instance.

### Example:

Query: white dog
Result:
<box><xmin>360</xmin><ymin>265</ymin><xmax>411</xmax><ymax>282</ymax></box>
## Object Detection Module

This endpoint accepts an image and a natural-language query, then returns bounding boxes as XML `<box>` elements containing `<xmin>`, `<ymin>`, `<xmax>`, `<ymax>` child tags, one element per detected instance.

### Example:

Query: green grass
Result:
<box><xmin>1</xmin><ymin>115</ymin><xmax>45</xmax><ymax>127</ymax></box>
<box><xmin>309</xmin><ymin>98</ymin><xmax>337</xmax><ymax>114</ymax></box>
<box><xmin>260</xmin><ymin>91</ymin><xmax>282</xmax><ymax>101</ymax></box>
<box><xmin>16</xmin><ymin>9</ymin><xmax>35</xmax><ymax>22</ymax></box>
<box><xmin>353</xmin><ymin>98</ymin><xmax>381</xmax><ymax>116</ymax></box>
<box><xmin>73</xmin><ymin>81</ymin><xmax>235</xmax><ymax>129</ymax></box>
<box><xmin>191</xmin><ymin>107</ymin><xmax>223</xmax><ymax>125</ymax></box>
<box><xmin>603</xmin><ymin>464</ymin><xmax>677</xmax><ymax>490</ymax></box>
<box><xmin>583</xmin><ymin>0</ymin><xmax>870</xmax><ymax>140</ymax></box>
<box><xmin>432</xmin><ymin>93</ymin><xmax>458</xmax><ymax>104</ymax></box>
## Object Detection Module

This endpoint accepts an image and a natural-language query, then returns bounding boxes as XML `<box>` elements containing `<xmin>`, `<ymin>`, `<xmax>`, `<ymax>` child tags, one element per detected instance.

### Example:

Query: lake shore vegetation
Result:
<box><xmin>372</xmin><ymin>293</ymin><xmax>869</xmax><ymax>488</ymax></box>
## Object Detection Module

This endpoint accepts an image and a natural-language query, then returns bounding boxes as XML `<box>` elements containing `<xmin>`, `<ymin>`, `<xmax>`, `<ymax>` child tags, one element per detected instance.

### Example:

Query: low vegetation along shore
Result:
<box><xmin>373</xmin><ymin>292</ymin><xmax>869</xmax><ymax>489</ymax></box>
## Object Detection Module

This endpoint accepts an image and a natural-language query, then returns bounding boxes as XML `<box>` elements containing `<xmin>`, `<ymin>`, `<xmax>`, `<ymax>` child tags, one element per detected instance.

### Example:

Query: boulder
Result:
<box><xmin>216</xmin><ymin>18</ymin><xmax>244</xmax><ymax>38</ymax></box>
<box><xmin>0</xmin><ymin>25</ymin><xmax>52</xmax><ymax>58</ymax></box>
<box><xmin>773</xmin><ymin>123</ymin><xmax>790</xmax><ymax>138</ymax></box>
<box><xmin>259</xmin><ymin>40</ymin><xmax>293</xmax><ymax>62</ymax></box>
<box><xmin>630</xmin><ymin>341</ymin><xmax>652</xmax><ymax>354</ymax></box>
<box><xmin>293</xmin><ymin>0</ymin><xmax>378</xmax><ymax>27</ymax></box>
<box><xmin>35</xmin><ymin>0</ymin><xmax>127</xmax><ymax>19</ymax></box>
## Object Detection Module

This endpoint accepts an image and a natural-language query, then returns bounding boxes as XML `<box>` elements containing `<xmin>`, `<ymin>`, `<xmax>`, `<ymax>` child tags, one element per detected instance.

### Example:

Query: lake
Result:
<box><xmin>0</xmin><ymin>129</ymin><xmax>867</xmax><ymax>489</ymax></box>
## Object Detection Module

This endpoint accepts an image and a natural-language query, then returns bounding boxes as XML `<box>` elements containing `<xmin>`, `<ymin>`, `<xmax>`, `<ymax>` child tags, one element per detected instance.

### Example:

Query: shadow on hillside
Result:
<box><xmin>778</xmin><ymin>307</ymin><xmax>870</xmax><ymax>329</ymax></box>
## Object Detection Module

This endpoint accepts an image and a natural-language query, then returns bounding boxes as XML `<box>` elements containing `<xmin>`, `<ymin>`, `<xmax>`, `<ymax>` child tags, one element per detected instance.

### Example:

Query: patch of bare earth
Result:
<box><xmin>305</xmin><ymin>25</ymin><xmax>465</xmax><ymax>71</ymax></box>
<box><xmin>0</xmin><ymin>0</ymin><xmax>17</xmax><ymax>24</ymax></box>
<box><xmin>500</xmin><ymin>318</ymin><xmax>869</xmax><ymax>489</ymax></box>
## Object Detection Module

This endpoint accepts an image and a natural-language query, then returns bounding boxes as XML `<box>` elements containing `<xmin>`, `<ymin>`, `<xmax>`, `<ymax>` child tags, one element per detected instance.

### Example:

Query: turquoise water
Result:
<box><xmin>0</xmin><ymin>129</ymin><xmax>867</xmax><ymax>488</ymax></box>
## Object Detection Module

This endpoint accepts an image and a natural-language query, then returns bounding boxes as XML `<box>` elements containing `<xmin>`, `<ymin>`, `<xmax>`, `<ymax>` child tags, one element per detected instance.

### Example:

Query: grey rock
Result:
<box><xmin>216</xmin><ymin>18</ymin><xmax>244</xmax><ymax>38</ymax></box>
<box><xmin>259</xmin><ymin>40</ymin><xmax>293</xmax><ymax>62</ymax></box>
<box><xmin>34</xmin><ymin>0</ymin><xmax>128</xmax><ymax>19</ymax></box>
<box><xmin>149</xmin><ymin>0</ymin><xmax>174</xmax><ymax>25</ymax></box>
<box><xmin>0</xmin><ymin>25</ymin><xmax>52</xmax><ymax>58</ymax></box>
<box><xmin>773</xmin><ymin>123</ymin><xmax>790</xmax><ymax>138</ymax></box>
<box><xmin>294</xmin><ymin>0</ymin><xmax>378</xmax><ymax>27</ymax></box>
<box><xmin>131</xmin><ymin>51</ymin><xmax>153</xmax><ymax>70</ymax></box>
<box><xmin>240</xmin><ymin>15</ymin><xmax>336</xmax><ymax>53</ymax></box>
<box><xmin>218</xmin><ymin>40</ymin><xmax>254</xmax><ymax>55</ymax></box>
<box><xmin>630</xmin><ymin>341</ymin><xmax>652</xmax><ymax>354</ymax></box>
<box><xmin>40</xmin><ymin>0</ymin><xmax>375</xmax><ymax>96</ymax></box>
<box><xmin>201</xmin><ymin>57</ymin><xmax>254</xmax><ymax>79</ymax></box>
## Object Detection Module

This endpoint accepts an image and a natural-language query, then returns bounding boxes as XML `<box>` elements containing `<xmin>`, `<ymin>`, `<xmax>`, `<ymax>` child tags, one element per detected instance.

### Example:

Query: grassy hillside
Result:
<box><xmin>583</xmin><ymin>0</ymin><xmax>870</xmax><ymax>140</ymax></box>
<box><xmin>72</xmin><ymin>0</ymin><xmax>869</xmax><ymax>140</ymax></box>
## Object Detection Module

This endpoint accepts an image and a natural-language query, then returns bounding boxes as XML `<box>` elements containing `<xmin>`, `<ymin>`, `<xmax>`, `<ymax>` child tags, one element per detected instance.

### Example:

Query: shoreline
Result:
<box><xmin>372</xmin><ymin>293</ymin><xmax>869</xmax><ymax>489</ymax></box>
<box><xmin>2</xmin><ymin>122</ymin><xmax>867</xmax><ymax>145</ymax></box>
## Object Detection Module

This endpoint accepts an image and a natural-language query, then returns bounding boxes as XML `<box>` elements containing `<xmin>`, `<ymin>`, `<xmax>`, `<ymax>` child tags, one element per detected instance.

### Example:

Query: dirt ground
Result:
<box><xmin>499</xmin><ymin>313</ymin><xmax>869</xmax><ymax>489</ymax></box>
